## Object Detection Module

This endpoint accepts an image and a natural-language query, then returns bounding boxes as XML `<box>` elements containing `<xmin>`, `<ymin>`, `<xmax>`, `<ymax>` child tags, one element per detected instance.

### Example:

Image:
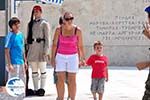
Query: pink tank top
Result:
<box><xmin>57</xmin><ymin>27</ymin><xmax>78</xmax><ymax>55</ymax></box>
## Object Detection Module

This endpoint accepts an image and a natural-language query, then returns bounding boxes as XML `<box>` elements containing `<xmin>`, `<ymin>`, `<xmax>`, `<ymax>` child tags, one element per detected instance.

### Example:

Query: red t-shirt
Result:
<box><xmin>86</xmin><ymin>54</ymin><xmax>108</xmax><ymax>79</ymax></box>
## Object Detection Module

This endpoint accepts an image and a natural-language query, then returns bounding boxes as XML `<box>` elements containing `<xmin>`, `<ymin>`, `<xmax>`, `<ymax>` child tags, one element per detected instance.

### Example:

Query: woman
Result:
<box><xmin>51</xmin><ymin>12</ymin><xmax>85</xmax><ymax>100</ymax></box>
<box><xmin>26</xmin><ymin>5</ymin><xmax>50</xmax><ymax>96</ymax></box>
<box><xmin>142</xmin><ymin>6</ymin><xmax>150</xmax><ymax>100</ymax></box>
<box><xmin>54</xmin><ymin>16</ymin><xmax>71</xmax><ymax>100</ymax></box>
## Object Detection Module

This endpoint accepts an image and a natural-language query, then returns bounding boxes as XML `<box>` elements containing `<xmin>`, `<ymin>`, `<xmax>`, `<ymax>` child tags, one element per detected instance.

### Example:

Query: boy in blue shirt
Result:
<box><xmin>5</xmin><ymin>17</ymin><xmax>28</xmax><ymax>97</ymax></box>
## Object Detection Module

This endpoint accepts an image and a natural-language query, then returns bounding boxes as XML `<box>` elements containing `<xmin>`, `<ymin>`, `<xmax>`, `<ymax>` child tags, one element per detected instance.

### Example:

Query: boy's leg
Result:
<box><xmin>5</xmin><ymin>65</ymin><xmax>25</xmax><ymax>99</ymax></box>
<box><xmin>8</xmin><ymin>65</ymin><xmax>18</xmax><ymax>79</ymax></box>
<box><xmin>92</xmin><ymin>92</ymin><xmax>97</xmax><ymax>100</ymax></box>
<box><xmin>97</xmin><ymin>78</ymin><xmax>105</xmax><ymax>100</ymax></box>
<box><xmin>8</xmin><ymin>70</ymin><xmax>17</xmax><ymax>79</ymax></box>
<box><xmin>98</xmin><ymin>93</ymin><xmax>103</xmax><ymax>100</ymax></box>
<box><xmin>19</xmin><ymin>65</ymin><xmax>26</xmax><ymax>97</ymax></box>
<box><xmin>8</xmin><ymin>65</ymin><xmax>26</xmax><ymax>98</ymax></box>
<box><xmin>91</xmin><ymin>79</ymin><xmax>98</xmax><ymax>100</ymax></box>
<box><xmin>19</xmin><ymin>65</ymin><xmax>26</xmax><ymax>83</ymax></box>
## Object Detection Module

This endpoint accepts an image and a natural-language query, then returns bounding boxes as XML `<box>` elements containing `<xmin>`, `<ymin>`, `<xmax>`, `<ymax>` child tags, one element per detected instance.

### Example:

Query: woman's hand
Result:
<box><xmin>47</xmin><ymin>54</ymin><xmax>51</xmax><ymax>65</ymax></box>
<box><xmin>43</xmin><ymin>53</ymin><xmax>47</xmax><ymax>58</ymax></box>
<box><xmin>79</xmin><ymin>58</ymin><xmax>86</xmax><ymax>66</ymax></box>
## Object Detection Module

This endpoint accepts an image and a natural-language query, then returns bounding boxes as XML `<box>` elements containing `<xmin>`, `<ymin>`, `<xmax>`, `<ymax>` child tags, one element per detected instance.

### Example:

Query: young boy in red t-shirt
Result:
<box><xmin>86</xmin><ymin>41</ymin><xmax>108</xmax><ymax>100</ymax></box>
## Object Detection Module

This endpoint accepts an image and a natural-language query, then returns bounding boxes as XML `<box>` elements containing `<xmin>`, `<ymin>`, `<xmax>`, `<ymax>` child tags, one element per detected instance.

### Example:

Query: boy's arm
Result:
<box><xmin>86</xmin><ymin>56</ymin><xmax>93</xmax><ymax>66</ymax></box>
<box><xmin>23</xmin><ymin>53</ymin><xmax>28</xmax><ymax>70</ymax></box>
<box><xmin>105</xmin><ymin>57</ymin><xmax>109</xmax><ymax>82</ymax></box>
<box><xmin>5</xmin><ymin>33</ymin><xmax>15</xmax><ymax>72</ymax></box>
<box><xmin>106</xmin><ymin>67</ymin><xmax>108</xmax><ymax>82</ymax></box>
<box><xmin>5</xmin><ymin>48</ymin><xmax>11</xmax><ymax>66</ymax></box>
<box><xmin>5</xmin><ymin>48</ymin><xmax>14</xmax><ymax>73</ymax></box>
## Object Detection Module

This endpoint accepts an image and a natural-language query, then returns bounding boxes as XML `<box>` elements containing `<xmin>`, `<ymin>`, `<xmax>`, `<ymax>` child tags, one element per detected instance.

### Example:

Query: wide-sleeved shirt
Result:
<box><xmin>86</xmin><ymin>54</ymin><xmax>108</xmax><ymax>79</ymax></box>
<box><xmin>27</xmin><ymin>18</ymin><xmax>50</xmax><ymax>62</ymax></box>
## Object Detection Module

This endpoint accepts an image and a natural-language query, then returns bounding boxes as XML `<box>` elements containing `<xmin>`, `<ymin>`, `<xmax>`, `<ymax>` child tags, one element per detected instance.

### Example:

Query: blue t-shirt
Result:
<box><xmin>5</xmin><ymin>31</ymin><xmax>24</xmax><ymax>65</ymax></box>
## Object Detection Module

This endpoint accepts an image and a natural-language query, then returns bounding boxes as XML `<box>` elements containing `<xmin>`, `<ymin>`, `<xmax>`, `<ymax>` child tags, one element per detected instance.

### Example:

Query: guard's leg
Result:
<box><xmin>37</xmin><ymin>62</ymin><xmax>47</xmax><ymax>96</ymax></box>
<box><xmin>30</xmin><ymin>62</ymin><xmax>39</xmax><ymax>91</ymax></box>
<box><xmin>39</xmin><ymin>62</ymin><xmax>47</xmax><ymax>89</ymax></box>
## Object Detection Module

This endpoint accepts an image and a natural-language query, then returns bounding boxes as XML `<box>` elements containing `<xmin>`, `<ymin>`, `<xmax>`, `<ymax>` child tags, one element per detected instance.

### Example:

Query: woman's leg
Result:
<box><xmin>68</xmin><ymin>73</ymin><xmax>76</xmax><ymax>100</ymax></box>
<box><xmin>67</xmin><ymin>83</ymin><xmax>70</xmax><ymax>100</ymax></box>
<box><xmin>66</xmin><ymin>72</ymin><xmax>70</xmax><ymax>99</ymax></box>
<box><xmin>55</xmin><ymin>83</ymin><xmax>59</xmax><ymax>99</ymax></box>
<box><xmin>57</xmin><ymin>72</ymin><xmax>66</xmax><ymax>100</ymax></box>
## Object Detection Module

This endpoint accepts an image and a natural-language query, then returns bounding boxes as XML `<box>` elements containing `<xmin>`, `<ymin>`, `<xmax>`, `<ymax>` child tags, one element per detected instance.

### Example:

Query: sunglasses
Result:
<box><xmin>64</xmin><ymin>17</ymin><xmax>74</xmax><ymax>21</ymax></box>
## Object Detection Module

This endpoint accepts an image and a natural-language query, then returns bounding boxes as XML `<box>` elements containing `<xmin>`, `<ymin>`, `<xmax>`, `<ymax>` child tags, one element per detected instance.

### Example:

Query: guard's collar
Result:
<box><xmin>34</xmin><ymin>18</ymin><xmax>41</xmax><ymax>22</ymax></box>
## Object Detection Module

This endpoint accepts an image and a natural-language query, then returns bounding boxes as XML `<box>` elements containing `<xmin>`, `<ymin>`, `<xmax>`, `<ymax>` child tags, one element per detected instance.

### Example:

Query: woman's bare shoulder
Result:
<box><xmin>55</xmin><ymin>26</ymin><xmax>62</xmax><ymax>34</ymax></box>
<box><xmin>74</xmin><ymin>25</ymin><xmax>82</xmax><ymax>35</ymax></box>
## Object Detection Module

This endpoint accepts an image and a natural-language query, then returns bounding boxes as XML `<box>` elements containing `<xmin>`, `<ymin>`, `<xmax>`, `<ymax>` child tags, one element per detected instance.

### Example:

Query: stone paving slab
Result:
<box><xmin>0</xmin><ymin>67</ymin><xmax>148</xmax><ymax>100</ymax></box>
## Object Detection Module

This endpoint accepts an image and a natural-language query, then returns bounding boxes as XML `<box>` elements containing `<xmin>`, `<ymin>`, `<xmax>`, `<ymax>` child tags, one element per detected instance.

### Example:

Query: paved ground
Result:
<box><xmin>0</xmin><ymin>66</ymin><xmax>149</xmax><ymax>100</ymax></box>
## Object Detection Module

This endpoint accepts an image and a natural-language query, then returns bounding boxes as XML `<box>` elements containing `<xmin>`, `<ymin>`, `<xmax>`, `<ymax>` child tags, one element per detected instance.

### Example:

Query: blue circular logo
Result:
<box><xmin>6</xmin><ymin>77</ymin><xmax>25</xmax><ymax>97</ymax></box>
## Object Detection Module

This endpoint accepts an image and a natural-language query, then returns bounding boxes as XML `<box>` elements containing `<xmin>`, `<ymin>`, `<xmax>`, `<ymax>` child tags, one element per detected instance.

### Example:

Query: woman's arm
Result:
<box><xmin>51</xmin><ymin>27</ymin><xmax>60</xmax><ymax>67</ymax></box>
<box><xmin>77</xmin><ymin>27</ymin><xmax>85</xmax><ymax>60</ymax></box>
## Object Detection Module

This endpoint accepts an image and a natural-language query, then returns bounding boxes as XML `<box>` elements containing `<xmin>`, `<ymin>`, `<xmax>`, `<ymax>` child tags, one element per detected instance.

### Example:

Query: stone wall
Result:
<box><xmin>0</xmin><ymin>11</ymin><xmax>6</xmax><ymax>36</ymax></box>
<box><xmin>17</xmin><ymin>0</ymin><xmax>150</xmax><ymax>66</ymax></box>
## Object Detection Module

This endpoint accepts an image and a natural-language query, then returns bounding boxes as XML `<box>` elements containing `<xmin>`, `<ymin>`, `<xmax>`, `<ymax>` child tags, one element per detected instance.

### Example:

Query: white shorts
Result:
<box><xmin>55</xmin><ymin>53</ymin><xmax>79</xmax><ymax>73</ymax></box>
<box><xmin>8</xmin><ymin>64</ymin><xmax>25</xmax><ymax>83</ymax></box>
